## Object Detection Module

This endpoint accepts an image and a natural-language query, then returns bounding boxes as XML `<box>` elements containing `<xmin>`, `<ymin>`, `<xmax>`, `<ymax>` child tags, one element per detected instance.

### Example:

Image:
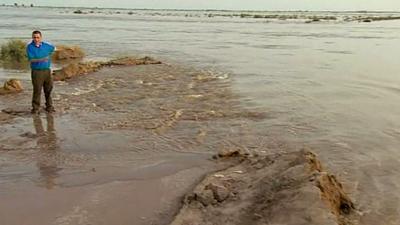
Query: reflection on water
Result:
<box><xmin>32</xmin><ymin>114</ymin><xmax>61</xmax><ymax>189</ymax></box>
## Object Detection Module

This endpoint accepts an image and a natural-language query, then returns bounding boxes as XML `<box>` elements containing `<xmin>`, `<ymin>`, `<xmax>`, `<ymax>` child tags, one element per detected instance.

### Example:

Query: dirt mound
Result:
<box><xmin>305</xmin><ymin>151</ymin><xmax>355</xmax><ymax>220</ymax></box>
<box><xmin>53</xmin><ymin>57</ymin><xmax>161</xmax><ymax>81</ymax></box>
<box><xmin>52</xmin><ymin>45</ymin><xmax>85</xmax><ymax>61</ymax></box>
<box><xmin>170</xmin><ymin>149</ymin><xmax>358</xmax><ymax>225</ymax></box>
<box><xmin>103</xmin><ymin>56</ymin><xmax>161</xmax><ymax>66</ymax></box>
<box><xmin>53</xmin><ymin>61</ymin><xmax>102</xmax><ymax>81</ymax></box>
<box><xmin>0</xmin><ymin>79</ymin><xmax>23</xmax><ymax>95</ymax></box>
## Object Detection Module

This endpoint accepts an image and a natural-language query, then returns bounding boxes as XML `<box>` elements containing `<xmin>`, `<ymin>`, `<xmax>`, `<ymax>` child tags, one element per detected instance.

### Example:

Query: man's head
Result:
<box><xmin>32</xmin><ymin>30</ymin><xmax>42</xmax><ymax>46</ymax></box>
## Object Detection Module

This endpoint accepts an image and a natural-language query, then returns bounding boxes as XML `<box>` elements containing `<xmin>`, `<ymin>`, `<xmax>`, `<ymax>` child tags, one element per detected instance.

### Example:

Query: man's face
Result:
<box><xmin>32</xmin><ymin>33</ymin><xmax>42</xmax><ymax>45</ymax></box>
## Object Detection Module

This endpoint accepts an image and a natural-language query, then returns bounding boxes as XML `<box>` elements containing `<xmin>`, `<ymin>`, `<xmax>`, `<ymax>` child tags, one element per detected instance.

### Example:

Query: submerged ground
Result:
<box><xmin>0</xmin><ymin>63</ymin><xmax>270</xmax><ymax>225</ymax></box>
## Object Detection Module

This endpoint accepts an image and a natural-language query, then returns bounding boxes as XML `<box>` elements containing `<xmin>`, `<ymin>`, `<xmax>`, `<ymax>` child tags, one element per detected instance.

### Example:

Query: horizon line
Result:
<box><xmin>1</xmin><ymin>4</ymin><xmax>400</xmax><ymax>13</ymax></box>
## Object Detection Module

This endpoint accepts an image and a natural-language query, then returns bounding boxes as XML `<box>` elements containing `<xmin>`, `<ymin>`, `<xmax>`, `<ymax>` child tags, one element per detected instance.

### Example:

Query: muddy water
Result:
<box><xmin>1</xmin><ymin>6</ymin><xmax>400</xmax><ymax>225</ymax></box>
<box><xmin>0</xmin><ymin>64</ymin><xmax>267</xmax><ymax>225</ymax></box>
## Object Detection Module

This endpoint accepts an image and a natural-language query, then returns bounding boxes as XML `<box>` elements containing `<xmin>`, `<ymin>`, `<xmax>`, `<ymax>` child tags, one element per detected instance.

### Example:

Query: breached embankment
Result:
<box><xmin>0</xmin><ymin>54</ymin><xmax>358</xmax><ymax>225</ymax></box>
<box><xmin>52</xmin><ymin>56</ymin><xmax>161</xmax><ymax>81</ymax></box>
<box><xmin>170</xmin><ymin>148</ymin><xmax>358</xmax><ymax>225</ymax></box>
<box><xmin>0</xmin><ymin>56</ymin><xmax>269</xmax><ymax>225</ymax></box>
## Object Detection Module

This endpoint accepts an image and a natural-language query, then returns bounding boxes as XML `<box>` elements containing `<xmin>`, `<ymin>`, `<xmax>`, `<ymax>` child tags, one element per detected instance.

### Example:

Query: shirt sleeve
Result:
<box><xmin>48</xmin><ymin>43</ymin><xmax>55</xmax><ymax>54</ymax></box>
<box><xmin>26</xmin><ymin>45</ymin><xmax>33</xmax><ymax>61</ymax></box>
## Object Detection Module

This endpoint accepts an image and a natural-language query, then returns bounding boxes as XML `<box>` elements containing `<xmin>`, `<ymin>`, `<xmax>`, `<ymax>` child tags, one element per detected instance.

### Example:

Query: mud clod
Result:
<box><xmin>53</xmin><ymin>45</ymin><xmax>85</xmax><ymax>61</ymax></box>
<box><xmin>195</xmin><ymin>189</ymin><xmax>217</xmax><ymax>206</ymax></box>
<box><xmin>315</xmin><ymin>173</ymin><xmax>355</xmax><ymax>218</ymax></box>
<box><xmin>53</xmin><ymin>56</ymin><xmax>161</xmax><ymax>81</ymax></box>
<box><xmin>205</xmin><ymin>183</ymin><xmax>230</xmax><ymax>202</ymax></box>
<box><xmin>0</xmin><ymin>79</ymin><xmax>23</xmax><ymax>95</ymax></box>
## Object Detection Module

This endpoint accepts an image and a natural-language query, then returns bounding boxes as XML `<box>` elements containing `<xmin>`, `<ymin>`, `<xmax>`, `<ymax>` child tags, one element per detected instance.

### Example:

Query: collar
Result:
<box><xmin>31</xmin><ymin>40</ymin><xmax>42</xmax><ymax>48</ymax></box>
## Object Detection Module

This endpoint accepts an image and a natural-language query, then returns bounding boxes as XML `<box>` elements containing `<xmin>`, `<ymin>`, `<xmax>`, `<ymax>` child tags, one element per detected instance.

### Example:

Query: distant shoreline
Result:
<box><xmin>1</xmin><ymin>4</ymin><xmax>399</xmax><ymax>13</ymax></box>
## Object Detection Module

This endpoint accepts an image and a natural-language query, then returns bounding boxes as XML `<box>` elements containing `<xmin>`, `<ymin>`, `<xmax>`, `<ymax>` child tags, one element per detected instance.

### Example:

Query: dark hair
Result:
<box><xmin>32</xmin><ymin>30</ymin><xmax>42</xmax><ymax>36</ymax></box>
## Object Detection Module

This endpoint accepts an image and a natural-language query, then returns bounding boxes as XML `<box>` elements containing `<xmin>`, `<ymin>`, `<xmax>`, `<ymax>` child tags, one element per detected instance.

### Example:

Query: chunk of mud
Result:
<box><xmin>216</xmin><ymin>148</ymin><xmax>243</xmax><ymax>158</ymax></box>
<box><xmin>52</xmin><ymin>57</ymin><xmax>161</xmax><ymax>81</ymax></box>
<box><xmin>171</xmin><ymin>149</ymin><xmax>358</xmax><ymax>225</ymax></box>
<box><xmin>206</xmin><ymin>183</ymin><xmax>230</xmax><ymax>202</ymax></box>
<box><xmin>195</xmin><ymin>189</ymin><xmax>217</xmax><ymax>206</ymax></box>
<box><xmin>187</xmin><ymin>182</ymin><xmax>231</xmax><ymax>207</ymax></box>
<box><xmin>0</xmin><ymin>79</ymin><xmax>23</xmax><ymax>95</ymax></box>
<box><xmin>316</xmin><ymin>173</ymin><xmax>355</xmax><ymax>216</ymax></box>
<box><xmin>103</xmin><ymin>56</ymin><xmax>161</xmax><ymax>66</ymax></box>
<box><xmin>52</xmin><ymin>45</ymin><xmax>85</xmax><ymax>61</ymax></box>
<box><xmin>304</xmin><ymin>150</ymin><xmax>355</xmax><ymax>217</ymax></box>
<box><xmin>53</xmin><ymin>61</ymin><xmax>102</xmax><ymax>81</ymax></box>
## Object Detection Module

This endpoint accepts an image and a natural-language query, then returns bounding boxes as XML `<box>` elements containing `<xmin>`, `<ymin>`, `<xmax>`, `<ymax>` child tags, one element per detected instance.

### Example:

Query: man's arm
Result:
<box><xmin>29</xmin><ymin>57</ymin><xmax>49</xmax><ymax>62</ymax></box>
<box><xmin>47</xmin><ymin>42</ymin><xmax>56</xmax><ymax>54</ymax></box>
<box><xmin>26</xmin><ymin>45</ymin><xmax>50</xmax><ymax>62</ymax></box>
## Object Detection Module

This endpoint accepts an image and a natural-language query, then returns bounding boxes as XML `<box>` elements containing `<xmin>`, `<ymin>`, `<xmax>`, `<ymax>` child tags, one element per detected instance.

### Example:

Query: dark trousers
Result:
<box><xmin>31</xmin><ymin>69</ymin><xmax>53</xmax><ymax>110</ymax></box>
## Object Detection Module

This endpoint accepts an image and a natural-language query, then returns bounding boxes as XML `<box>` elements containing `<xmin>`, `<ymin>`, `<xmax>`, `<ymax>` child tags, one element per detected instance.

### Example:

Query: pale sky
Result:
<box><xmin>2</xmin><ymin>0</ymin><xmax>400</xmax><ymax>11</ymax></box>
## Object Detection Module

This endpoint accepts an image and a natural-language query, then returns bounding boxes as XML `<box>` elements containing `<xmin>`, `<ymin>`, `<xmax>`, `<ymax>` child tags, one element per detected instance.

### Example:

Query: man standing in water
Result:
<box><xmin>26</xmin><ymin>30</ymin><xmax>56</xmax><ymax>114</ymax></box>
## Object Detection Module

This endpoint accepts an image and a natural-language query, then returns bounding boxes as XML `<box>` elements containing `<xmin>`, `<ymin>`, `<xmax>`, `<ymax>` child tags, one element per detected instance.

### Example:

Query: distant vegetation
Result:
<box><xmin>4</xmin><ymin>5</ymin><xmax>400</xmax><ymax>24</ymax></box>
<box><xmin>359</xmin><ymin>16</ymin><xmax>400</xmax><ymax>22</ymax></box>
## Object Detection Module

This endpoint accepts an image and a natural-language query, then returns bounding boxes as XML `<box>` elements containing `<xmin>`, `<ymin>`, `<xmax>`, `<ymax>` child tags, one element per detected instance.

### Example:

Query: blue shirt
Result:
<box><xmin>26</xmin><ymin>41</ymin><xmax>55</xmax><ymax>70</ymax></box>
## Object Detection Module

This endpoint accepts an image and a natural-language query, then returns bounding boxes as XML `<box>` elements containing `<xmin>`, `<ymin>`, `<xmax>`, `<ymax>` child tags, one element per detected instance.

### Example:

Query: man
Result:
<box><xmin>26</xmin><ymin>30</ymin><xmax>56</xmax><ymax>114</ymax></box>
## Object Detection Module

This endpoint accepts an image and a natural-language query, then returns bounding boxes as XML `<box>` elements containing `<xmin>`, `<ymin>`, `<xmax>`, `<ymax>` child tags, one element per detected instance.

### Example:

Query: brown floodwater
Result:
<box><xmin>0</xmin><ymin>64</ymin><xmax>268</xmax><ymax>225</ymax></box>
<box><xmin>1</xmin><ymin>6</ymin><xmax>400</xmax><ymax>225</ymax></box>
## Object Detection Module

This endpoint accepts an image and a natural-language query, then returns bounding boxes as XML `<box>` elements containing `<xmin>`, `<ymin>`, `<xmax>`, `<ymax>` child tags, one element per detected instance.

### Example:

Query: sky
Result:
<box><xmin>2</xmin><ymin>0</ymin><xmax>400</xmax><ymax>11</ymax></box>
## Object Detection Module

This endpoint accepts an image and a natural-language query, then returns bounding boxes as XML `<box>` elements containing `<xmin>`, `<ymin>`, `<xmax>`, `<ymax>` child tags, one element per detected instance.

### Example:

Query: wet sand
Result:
<box><xmin>0</xmin><ymin>63</ymin><xmax>266</xmax><ymax>225</ymax></box>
